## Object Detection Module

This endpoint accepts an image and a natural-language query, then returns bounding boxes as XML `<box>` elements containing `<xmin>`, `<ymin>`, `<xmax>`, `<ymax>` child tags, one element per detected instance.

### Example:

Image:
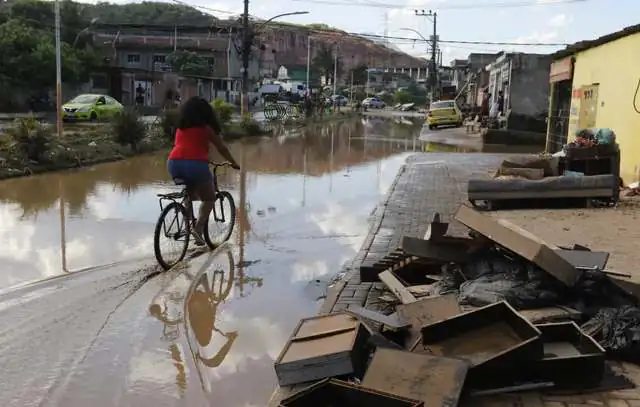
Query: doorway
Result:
<box><xmin>546</xmin><ymin>79</ymin><xmax>572</xmax><ymax>153</ymax></box>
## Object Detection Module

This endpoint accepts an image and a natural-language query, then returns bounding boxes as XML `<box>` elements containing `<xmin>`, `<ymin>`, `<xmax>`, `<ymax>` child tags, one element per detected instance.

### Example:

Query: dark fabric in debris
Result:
<box><xmin>582</xmin><ymin>306</ymin><xmax>640</xmax><ymax>363</ymax></box>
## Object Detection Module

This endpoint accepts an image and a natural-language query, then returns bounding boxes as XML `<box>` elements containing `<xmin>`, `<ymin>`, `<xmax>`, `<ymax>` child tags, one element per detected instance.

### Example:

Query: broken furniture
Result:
<box><xmin>560</xmin><ymin>142</ymin><xmax>621</xmax><ymax>200</ymax></box>
<box><xmin>454</xmin><ymin>205</ymin><xmax>581</xmax><ymax>286</ymax></box>
<box><xmin>467</xmin><ymin>173</ymin><xmax>618</xmax><ymax>210</ymax></box>
<box><xmin>396</xmin><ymin>294</ymin><xmax>462</xmax><ymax>349</ymax></box>
<box><xmin>362</xmin><ymin>348</ymin><xmax>468</xmax><ymax>407</ymax></box>
<box><xmin>279</xmin><ymin>378</ymin><xmax>424</xmax><ymax>407</ymax></box>
<box><xmin>531</xmin><ymin>322</ymin><xmax>606</xmax><ymax>388</ymax></box>
<box><xmin>413</xmin><ymin>301</ymin><xmax>543</xmax><ymax>388</ymax></box>
<box><xmin>274</xmin><ymin>313</ymin><xmax>369</xmax><ymax>386</ymax></box>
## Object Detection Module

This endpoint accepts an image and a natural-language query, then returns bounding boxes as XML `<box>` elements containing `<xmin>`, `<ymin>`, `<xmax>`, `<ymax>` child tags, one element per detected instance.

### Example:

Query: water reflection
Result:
<box><xmin>0</xmin><ymin>117</ymin><xmax>427</xmax><ymax>290</ymax></box>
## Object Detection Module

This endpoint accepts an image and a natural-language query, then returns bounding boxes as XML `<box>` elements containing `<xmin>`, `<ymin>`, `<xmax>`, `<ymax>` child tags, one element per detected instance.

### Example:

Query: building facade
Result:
<box><xmin>545</xmin><ymin>25</ymin><xmax>640</xmax><ymax>184</ymax></box>
<box><xmin>92</xmin><ymin>24</ymin><xmax>259</xmax><ymax>106</ymax></box>
<box><xmin>486</xmin><ymin>52</ymin><xmax>552</xmax><ymax>131</ymax></box>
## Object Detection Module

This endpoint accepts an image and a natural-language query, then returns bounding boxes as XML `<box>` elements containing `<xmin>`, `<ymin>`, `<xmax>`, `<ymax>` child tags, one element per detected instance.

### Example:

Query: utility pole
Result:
<box><xmin>415</xmin><ymin>9</ymin><xmax>438</xmax><ymax>100</ymax></box>
<box><xmin>241</xmin><ymin>0</ymin><xmax>250</xmax><ymax>116</ymax></box>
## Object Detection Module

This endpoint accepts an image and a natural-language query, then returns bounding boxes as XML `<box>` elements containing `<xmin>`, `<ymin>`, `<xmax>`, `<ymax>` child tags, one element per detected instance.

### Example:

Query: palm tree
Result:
<box><xmin>312</xmin><ymin>44</ymin><xmax>342</xmax><ymax>86</ymax></box>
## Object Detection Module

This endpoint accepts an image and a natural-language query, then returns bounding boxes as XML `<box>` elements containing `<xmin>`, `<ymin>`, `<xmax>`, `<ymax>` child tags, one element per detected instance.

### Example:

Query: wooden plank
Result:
<box><xmin>396</xmin><ymin>294</ymin><xmax>463</xmax><ymax>348</ymax></box>
<box><xmin>401</xmin><ymin>236</ymin><xmax>472</xmax><ymax>263</ymax></box>
<box><xmin>407</xmin><ymin>285</ymin><xmax>436</xmax><ymax>297</ymax></box>
<box><xmin>454</xmin><ymin>205</ymin><xmax>581</xmax><ymax>286</ymax></box>
<box><xmin>555</xmin><ymin>249</ymin><xmax>609</xmax><ymax>269</ymax></box>
<box><xmin>518</xmin><ymin>306</ymin><xmax>581</xmax><ymax>324</ymax></box>
<box><xmin>362</xmin><ymin>348</ymin><xmax>468</xmax><ymax>407</ymax></box>
<box><xmin>379</xmin><ymin>270</ymin><xmax>417</xmax><ymax>304</ymax></box>
<box><xmin>346</xmin><ymin>305</ymin><xmax>411</xmax><ymax>330</ymax></box>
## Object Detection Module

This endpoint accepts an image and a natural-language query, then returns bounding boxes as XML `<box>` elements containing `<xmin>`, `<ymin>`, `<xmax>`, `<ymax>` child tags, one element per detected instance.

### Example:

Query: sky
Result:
<box><xmin>95</xmin><ymin>0</ymin><xmax>638</xmax><ymax>64</ymax></box>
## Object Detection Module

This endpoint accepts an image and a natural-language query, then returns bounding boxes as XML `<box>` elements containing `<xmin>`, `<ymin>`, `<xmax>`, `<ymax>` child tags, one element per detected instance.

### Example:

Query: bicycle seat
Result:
<box><xmin>157</xmin><ymin>190</ymin><xmax>185</xmax><ymax>199</ymax></box>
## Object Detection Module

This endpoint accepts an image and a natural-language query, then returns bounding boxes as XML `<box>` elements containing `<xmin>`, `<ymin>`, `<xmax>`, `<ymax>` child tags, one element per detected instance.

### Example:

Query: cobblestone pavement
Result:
<box><xmin>270</xmin><ymin>152</ymin><xmax>640</xmax><ymax>407</ymax></box>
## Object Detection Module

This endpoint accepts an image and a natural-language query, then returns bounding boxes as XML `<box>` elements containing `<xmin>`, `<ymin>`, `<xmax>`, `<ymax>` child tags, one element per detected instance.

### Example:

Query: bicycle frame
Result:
<box><xmin>157</xmin><ymin>162</ymin><xmax>231</xmax><ymax>239</ymax></box>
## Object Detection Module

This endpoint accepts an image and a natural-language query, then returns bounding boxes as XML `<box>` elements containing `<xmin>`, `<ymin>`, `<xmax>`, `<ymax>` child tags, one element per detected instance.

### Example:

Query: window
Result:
<box><xmin>431</xmin><ymin>101</ymin><xmax>455</xmax><ymax>109</ymax></box>
<box><xmin>206</xmin><ymin>57</ymin><xmax>215</xmax><ymax>66</ymax></box>
<box><xmin>105</xmin><ymin>96</ymin><xmax>117</xmax><ymax>105</ymax></box>
<box><xmin>153</xmin><ymin>55</ymin><xmax>167</xmax><ymax>64</ymax></box>
<box><xmin>127</xmin><ymin>54</ymin><xmax>141</xmax><ymax>64</ymax></box>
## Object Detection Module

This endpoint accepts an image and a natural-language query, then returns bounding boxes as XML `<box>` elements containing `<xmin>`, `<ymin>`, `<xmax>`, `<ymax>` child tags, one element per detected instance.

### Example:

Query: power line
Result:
<box><xmin>355</xmin><ymin>32</ymin><xmax>569</xmax><ymax>46</ymax></box>
<box><xmin>291</xmin><ymin>0</ymin><xmax>586</xmax><ymax>10</ymax></box>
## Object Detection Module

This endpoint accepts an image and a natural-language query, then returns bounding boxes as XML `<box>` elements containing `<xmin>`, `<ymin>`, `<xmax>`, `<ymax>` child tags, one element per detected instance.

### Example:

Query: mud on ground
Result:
<box><xmin>488</xmin><ymin>196</ymin><xmax>640</xmax><ymax>275</ymax></box>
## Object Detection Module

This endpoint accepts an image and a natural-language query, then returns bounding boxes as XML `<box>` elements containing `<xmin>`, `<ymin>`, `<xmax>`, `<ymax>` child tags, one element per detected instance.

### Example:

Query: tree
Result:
<box><xmin>349</xmin><ymin>64</ymin><xmax>367</xmax><ymax>85</ymax></box>
<box><xmin>312</xmin><ymin>44</ymin><xmax>342</xmax><ymax>86</ymax></box>
<box><xmin>167</xmin><ymin>50</ymin><xmax>211</xmax><ymax>77</ymax></box>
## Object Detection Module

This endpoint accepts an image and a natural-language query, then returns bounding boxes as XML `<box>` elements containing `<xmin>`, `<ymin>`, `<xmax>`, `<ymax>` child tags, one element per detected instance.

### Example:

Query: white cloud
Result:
<box><xmin>548</xmin><ymin>13</ymin><xmax>573</xmax><ymax>28</ymax></box>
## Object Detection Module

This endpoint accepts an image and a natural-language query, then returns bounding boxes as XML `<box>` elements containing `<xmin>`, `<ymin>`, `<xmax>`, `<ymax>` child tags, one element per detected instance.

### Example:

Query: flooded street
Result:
<box><xmin>0</xmin><ymin>117</ymin><xmax>427</xmax><ymax>406</ymax></box>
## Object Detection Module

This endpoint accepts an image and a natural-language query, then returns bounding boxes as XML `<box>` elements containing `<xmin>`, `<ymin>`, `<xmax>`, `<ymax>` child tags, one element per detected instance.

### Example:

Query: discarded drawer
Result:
<box><xmin>397</xmin><ymin>294</ymin><xmax>462</xmax><ymax>349</ymax></box>
<box><xmin>414</xmin><ymin>301</ymin><xmax>543</xmax><ymax>378</ymax></box>
<box><xmin>274</xmin><ymin>313</ymin><xmax>369</xmax><ymax>386</ymax></box>
<box><xmin>362</xmin><ymin>348</ymin><xmax>468</xmax><ymax>407</ymax></box>
<box><xmin>280</xmin><ymin>378</ymin><xmax>424</xmax><ymax>407</ymax></box>
<box><xmin>532</xmin><ymin>322</ymin><xmax>606</xmax><ymax>388</ymax></box>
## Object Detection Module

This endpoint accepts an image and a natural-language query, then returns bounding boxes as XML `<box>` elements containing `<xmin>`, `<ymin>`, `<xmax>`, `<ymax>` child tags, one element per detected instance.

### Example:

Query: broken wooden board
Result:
<box><xmin>518</xmin><ymin>307</ymin><xmax>582</xmax><ymax>324</ymax></box>
<box><xmin>346</xmin><ymin>305</ymin><xmax>411</xmax><ymax>331</ymax></box>
<box><xmin>424</xmin><ymin>212</ymin><xmax>449</xmax><ymax>241</ymax></box>
<box><xmin>379</xmin><ymin>270</ymin><xmax>417</xmax><ymax>304</ymax></box>
<box><xmin>401</xmin><ymin>236</ymin><xmax>472</xmax><ymax>264</ymax></box>
<box><xmin>362</xmin><ymin>348</ymin><xmax>468</xmax><ymax>407</ymax></box>
<box><xmin>454</xmin><ymin>205</ymin><xmax>581</xmax><ymax>286</ymax></box>
<box><xmin>555</xmin><ymin>249</ymin><xmax>609</xmax><ymax>270</ymax></box>
<box><xmin>407</xmin><ymin>284</ymin><xmax>436</xmax><ymax>297</ymax></box>
<box><xmin>396</xmin><ymin>294</ymin><xmax>463</xmax><ymax>349</ymax></box>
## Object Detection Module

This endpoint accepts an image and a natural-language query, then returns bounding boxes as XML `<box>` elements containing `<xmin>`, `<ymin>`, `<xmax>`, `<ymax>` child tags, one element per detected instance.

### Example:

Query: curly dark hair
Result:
<box><xmin>177</xmin><ymin>96</ymin><xmax>222</xmax><ymax>134</ymax></box>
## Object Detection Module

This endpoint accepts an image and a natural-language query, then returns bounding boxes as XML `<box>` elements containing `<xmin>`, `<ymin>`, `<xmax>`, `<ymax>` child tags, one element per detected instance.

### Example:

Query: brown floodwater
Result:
<box><xmin>0</xmin><ymin>117</ymin><xmax>428</xmax><ymax>406</ymax></box>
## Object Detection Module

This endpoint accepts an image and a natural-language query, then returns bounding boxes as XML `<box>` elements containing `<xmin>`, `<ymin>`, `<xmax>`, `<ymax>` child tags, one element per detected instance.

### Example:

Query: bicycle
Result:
<box><xmin>153</xmin><ymin>162</ymin><xmax>237</xmax><ymax>270</ymax></box>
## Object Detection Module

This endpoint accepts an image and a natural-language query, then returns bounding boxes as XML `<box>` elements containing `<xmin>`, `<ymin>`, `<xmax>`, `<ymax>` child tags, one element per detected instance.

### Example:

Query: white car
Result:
<box><xmin>362</xmin><ymin>97</ymin><xmax>385</xmax><ymax>109</ymax></box>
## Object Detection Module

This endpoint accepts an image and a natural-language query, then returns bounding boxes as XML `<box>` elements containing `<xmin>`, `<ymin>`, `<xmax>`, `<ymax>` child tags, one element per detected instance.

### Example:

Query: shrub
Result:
<box><xmin>159</xmin><ymin>108</ymin><xmax>180</xmax><ymax>144</ymax></box>
<box><xmin>5</xmin><ymin>117</ymin><xmax>52</xmax><ymax>163</ymax></box>
<box><xmin>110</xmin><ymin>108</ymin><xmax>147</xmax><ymax>151</ymax></box>
<box><xmin>240</xmin><ymin>114</ymin><xmax>262</xmax><ymax>136</ymax></box>
<box><xmin>211</xmin><ymin>99</ymin><xmax>235</xmax><ymax>126</ymax></box>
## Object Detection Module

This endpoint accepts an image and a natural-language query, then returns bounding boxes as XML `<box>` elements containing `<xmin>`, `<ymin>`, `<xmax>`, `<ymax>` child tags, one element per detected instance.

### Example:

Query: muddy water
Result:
<box><xmin>0</xmin><ymin>117</ymin><xmax>426</xmax><ymax>407</ymax></box>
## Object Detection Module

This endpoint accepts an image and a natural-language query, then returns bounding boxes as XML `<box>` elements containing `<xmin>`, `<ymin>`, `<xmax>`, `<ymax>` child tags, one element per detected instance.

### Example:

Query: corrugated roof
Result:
<box><xmin>551</xmin><ymin>24</ymin><xmax>640</xmax><ymax>60</ymax></box>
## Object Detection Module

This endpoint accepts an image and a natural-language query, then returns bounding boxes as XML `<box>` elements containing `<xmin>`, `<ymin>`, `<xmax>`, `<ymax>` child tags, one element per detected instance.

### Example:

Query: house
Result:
<box><xmin>459</xmin><ymin>53</ymin><xmax>497</xmax><ymax>108</ymax></box>
<box><xmin>486</xmin><ymin>52</ymin><xmax>552</xmax><ymax>132</ymax></box>
<box><xmin>92</xmin><ymin>23</ymin><xmax>259</xmax><ymax>106</ymax></box>
<box><xmin>544</xmin><ymin>24</ymin><xmax>640</xmax><ymax>184</ymax></box>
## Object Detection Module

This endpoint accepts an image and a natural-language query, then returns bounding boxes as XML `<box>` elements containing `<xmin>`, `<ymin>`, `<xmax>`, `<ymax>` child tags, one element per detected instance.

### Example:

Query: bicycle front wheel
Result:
<box><xmin>204</xmin><ymin>191</ymin><xmax>236</xmax><ymax>248</ymax></box>
<box><xmin>154</xmin><ymin>202</ymin><xmax>190</xmax><ymax>270</ymax></box>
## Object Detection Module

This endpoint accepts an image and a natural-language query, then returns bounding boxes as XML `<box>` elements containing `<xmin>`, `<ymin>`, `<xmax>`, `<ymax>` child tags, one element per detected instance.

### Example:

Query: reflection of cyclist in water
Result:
<box><xmin>187</xmin><ymin>274</ymin><xmax>238</xmax><ymax>368</ymax></box>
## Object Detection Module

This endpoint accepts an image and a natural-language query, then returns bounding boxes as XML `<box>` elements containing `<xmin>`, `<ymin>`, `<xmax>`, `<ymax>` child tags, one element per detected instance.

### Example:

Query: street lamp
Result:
<box><xmin>240</xmin><ymin>11</ymin><xmax>309</xmax><ymax>116</ymax></box>
<box><xmin>72</xmin><ymin>18</ymin><xmax>99</xmax><ymax>48</ymax></box>
<box><xmin>54</xmin><ymin>0</ymin><xmax>62</xmax><ymax>139</ymax></box>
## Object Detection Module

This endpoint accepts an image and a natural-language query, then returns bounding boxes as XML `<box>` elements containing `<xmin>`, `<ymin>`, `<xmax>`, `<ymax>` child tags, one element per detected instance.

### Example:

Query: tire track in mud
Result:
<box><xmin>0</xmin><ymin>264</ymin><xmax>162</xmax><ymax>407</ymax></box>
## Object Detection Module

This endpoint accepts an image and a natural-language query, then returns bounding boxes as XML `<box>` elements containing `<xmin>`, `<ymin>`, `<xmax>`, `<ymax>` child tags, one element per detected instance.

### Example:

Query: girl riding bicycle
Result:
<box><xmin>167</xmin><ymin>97</ymin><xmax>240</xmax><ymax>246</ymax></box>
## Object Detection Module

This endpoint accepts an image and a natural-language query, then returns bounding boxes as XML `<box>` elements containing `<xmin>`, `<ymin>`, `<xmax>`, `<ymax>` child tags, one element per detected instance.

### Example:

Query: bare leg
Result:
<box><xmin>195</xmin><ymin>200</ymin><xmax>214</xmax><ymax>236</ymax></box>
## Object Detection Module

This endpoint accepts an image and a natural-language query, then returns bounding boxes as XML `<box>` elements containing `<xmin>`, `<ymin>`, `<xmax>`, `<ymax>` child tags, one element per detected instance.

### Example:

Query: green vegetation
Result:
<box><xmin>110</xmin><ymin>108</ymin><xmax>147</xmax><ymax>151</ymax></box>
<box><xmin>312</xmin><ymin>44</ymin><xmax>342</xmax><ymax>89</ymax></box>
<box><xmin>167</xmin><ymin>50</ymin><xmax>212</xmax><ymax>77</ymax></box>
<box><xmin>393</xmin><ymin>83</ymin><xmax>427</xmax><ymax>106</ymax></box>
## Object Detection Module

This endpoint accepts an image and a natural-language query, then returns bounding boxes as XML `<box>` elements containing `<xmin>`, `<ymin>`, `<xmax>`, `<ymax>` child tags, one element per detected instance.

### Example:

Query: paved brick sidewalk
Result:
<box><xmin>269</xmin><ymin>152</ymin><xmax>640</xmax><ymax>407</ymax></box>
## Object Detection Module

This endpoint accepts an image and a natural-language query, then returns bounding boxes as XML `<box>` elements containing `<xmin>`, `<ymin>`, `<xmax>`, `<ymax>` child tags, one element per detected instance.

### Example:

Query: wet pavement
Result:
<box><xmin>0</xmin><ymin>117</ymin><xmax>427</xmax><ymax>406</ymax></box>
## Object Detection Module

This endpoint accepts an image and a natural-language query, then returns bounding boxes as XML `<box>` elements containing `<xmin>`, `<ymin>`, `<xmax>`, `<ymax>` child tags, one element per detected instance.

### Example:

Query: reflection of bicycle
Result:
<box><xmin>153</xmin><ymin>162</ymin><xmax>237</xmax><ymax>270</ymax></box>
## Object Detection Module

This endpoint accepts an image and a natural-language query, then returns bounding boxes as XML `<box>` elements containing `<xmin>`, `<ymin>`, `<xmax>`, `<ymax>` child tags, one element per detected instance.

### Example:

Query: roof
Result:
<box><xmin>551</xmin><ymin>24</ymin><xmax>640</xmax><ymax>60</ymax></box>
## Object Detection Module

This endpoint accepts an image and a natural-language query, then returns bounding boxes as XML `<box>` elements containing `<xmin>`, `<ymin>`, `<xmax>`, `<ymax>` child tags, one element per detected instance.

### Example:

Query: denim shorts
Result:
<box><xmin>168</xmin><ymin>159</ymin><xmax>212</xmax><ymax>185</ymax></box>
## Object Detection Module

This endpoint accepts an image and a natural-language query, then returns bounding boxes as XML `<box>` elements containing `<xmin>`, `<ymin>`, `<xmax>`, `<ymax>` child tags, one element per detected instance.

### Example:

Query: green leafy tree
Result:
<box><xmin>167</xmin><ymin>50</ymin><xmax>211</xmax><ymax>77</ymax></box>
<box><xmin>349</xmin><ymin>64</ymin><xmax>367</xmax><ymax>85</ymax></box>
<box><xmin>312</xmin><ymin>44</ymin><xmax>342</xmax><ymax>87</ymax></box>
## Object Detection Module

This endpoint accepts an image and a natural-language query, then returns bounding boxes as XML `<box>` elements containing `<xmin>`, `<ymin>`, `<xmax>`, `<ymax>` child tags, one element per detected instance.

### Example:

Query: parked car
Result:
<box><xmin>330</xmin><ymin>95</ymin><xmax>349</xmax><ymax>106</ymax></box>
<box><xmin>61</xmin><ymin>94</ymin><xmax>124</xmax><ymax>122</ymax></box>
<box><xmin>426</xmin><ymin>100</ymin><xmax>463</xmax><ymax>130</ymax></box>
<box><xmin>362</xmin><ymin>97</ymin><xmax>385</xmax><ymax>109</ymax></box>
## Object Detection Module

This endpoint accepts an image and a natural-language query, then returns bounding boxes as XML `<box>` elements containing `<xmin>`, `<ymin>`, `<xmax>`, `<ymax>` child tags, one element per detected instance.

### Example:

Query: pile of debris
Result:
<box><xmin>272</xmin><ymin>205</ymin><xmax>640</xmax><ymax>406</ymax></box>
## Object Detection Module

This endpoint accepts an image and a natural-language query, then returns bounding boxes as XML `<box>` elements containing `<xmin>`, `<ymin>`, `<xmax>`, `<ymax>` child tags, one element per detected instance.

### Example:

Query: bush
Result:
<box><xmin>110</xmin><ymin>108</ymin><xmax>147</xmax><ymax>151</ymax></box>
<box><xmin>6</xmin><ymin>117</ymin><xmax>52</xmax><ymax>163</ymax></box>
<box><xmin>240</xmin><ymin>114</ymin><xmax>262</xmax><ymax>136</ymax></box>
<box><xmin>211</xmin><ymin>99</ymin><xmax>235</xmax><ymax>126</ymax></box>
<box><xmin>159</xmin><ymin>108</ymin><xmax>180</xmax><ymax>144</ymax></box>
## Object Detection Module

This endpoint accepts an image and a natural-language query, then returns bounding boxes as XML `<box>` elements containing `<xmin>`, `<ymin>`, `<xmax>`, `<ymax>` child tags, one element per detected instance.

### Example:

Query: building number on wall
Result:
<box><xmin>583</xmin><ymin>89</ymin><xmax>594</xmax><ymax>99</ymax></box>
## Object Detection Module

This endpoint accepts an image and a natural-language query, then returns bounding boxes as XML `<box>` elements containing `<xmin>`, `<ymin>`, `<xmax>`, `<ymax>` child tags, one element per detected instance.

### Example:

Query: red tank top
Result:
<box><xmin>168</xmin><ymin>127</ymin><xmax>210</xmax><ymax>162</ymax></box>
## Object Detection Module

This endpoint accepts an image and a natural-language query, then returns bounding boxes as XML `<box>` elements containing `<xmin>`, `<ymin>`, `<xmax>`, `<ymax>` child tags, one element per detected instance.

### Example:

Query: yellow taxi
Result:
<box><xmin>426</xmin><ymin>100</ymin><xmax>463</xmax><ymax>130</ymax></box>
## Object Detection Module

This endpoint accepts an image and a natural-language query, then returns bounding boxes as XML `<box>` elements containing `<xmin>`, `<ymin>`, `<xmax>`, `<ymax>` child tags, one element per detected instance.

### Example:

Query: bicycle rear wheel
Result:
<box><xmin>154</xmin><ymin>202</ymin><xmax>191</xmax><ymax>270</ymax></box>
<box><xmin>204</xmin><ymin>191</ymin><xmax>236</xmax><ymax>248</ymax></box>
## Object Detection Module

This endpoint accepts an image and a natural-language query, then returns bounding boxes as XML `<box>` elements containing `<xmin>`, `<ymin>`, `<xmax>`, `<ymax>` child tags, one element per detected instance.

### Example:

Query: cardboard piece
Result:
<box><xmin>454</xmin><ymin>205</ymin><xmax>581</xmax><ymax>286</ymax></box>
